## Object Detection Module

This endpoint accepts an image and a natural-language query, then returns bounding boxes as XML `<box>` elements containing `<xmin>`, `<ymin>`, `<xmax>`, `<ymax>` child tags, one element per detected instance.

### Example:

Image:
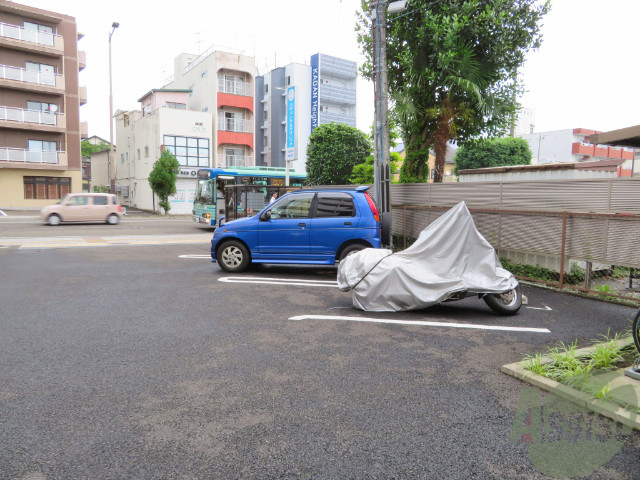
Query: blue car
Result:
<box><xmin>211</xmin><ymin>186</ymin><xmax>382</xmax><ymax>272</ymax></box>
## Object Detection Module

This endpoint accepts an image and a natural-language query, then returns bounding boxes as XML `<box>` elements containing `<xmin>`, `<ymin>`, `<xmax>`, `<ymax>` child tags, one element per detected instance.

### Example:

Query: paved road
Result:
<box><xmin>1</xmin><ymin>225</ymin><xmax>639</xmax><ymax>479</ymax></box>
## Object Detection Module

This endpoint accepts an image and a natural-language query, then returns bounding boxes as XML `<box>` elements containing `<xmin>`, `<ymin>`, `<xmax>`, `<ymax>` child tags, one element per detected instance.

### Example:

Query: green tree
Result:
<box><xmin>454</xmin><ymin>137</ymin><xmax>532</xmax><ymax>173</ymax></box>
<box><xmin>306</xmin><ymin>123</ymin><xmax>372</xmax><ymax>185</ymax></box>
<box><xmin>81</xmin><ymin>140</ymin><xmax>109</xmax><ymax>158</ymax></box>
<box><xmin>148</xmin><ymin>150</ymin><xmax>180</xmax><ymax>214</ymax></box>
<box><xmin>350</xmin><ymin>152</ymin><xmax>401</xmax><ymax>184</ymax></box>
<box><xmin>357</xmin><ymin>0</ymin><xmax>549</xmax><ymax>182</ymax></box>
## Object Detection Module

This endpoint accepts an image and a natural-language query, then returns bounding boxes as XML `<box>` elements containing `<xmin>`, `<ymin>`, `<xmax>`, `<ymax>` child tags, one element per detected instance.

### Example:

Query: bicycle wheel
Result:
<box><xmin>633</xmin><ymin>309</ymin><xmax>640</xmax><ymax>353</ymax></box>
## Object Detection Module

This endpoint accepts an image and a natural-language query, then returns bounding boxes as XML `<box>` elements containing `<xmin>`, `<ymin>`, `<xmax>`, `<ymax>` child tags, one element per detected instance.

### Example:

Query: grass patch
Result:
<box><xmin>522</xmin><ymin>330</ymin><xmax>640</xmax><ymax>413</ymax></box>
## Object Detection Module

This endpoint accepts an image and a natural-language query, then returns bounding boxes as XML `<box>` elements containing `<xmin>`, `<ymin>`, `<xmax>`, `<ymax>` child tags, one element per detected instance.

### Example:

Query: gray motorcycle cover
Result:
<box><xmin>337</xmin><ymin>201</ymin><xmax>518</xmax><ymax>312</ymax></box>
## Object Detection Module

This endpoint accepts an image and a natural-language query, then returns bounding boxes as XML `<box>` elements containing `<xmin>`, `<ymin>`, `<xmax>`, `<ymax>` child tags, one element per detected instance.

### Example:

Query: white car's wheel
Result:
<box><xmin>47</xmin><ymin>214</ymin><xmax>61</xmax><ymax>226</ymax></box>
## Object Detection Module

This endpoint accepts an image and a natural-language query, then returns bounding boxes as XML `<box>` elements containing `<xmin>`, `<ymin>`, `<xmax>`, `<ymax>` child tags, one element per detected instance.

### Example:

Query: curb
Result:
<box><xmin>502</xmin><ymin>339</ymin><xmax>640</xmax><ymax>431</ymax></box>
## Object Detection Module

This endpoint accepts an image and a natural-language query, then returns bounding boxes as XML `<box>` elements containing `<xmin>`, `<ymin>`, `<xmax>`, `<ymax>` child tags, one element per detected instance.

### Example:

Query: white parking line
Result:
<box><xmin>219</xmin><ymin>276</ymin><xmax>338</xmax><ymax>288</ymax></box>
<box><xmin>288</xmin><ymin>315</ymin><xmax>551</xmax><ymax>333</ymax></box>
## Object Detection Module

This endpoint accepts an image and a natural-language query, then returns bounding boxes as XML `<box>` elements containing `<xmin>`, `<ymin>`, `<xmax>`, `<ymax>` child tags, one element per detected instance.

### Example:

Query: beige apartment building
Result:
<box><xmin>0</xmin><ymin>0</ymin><xmax>86</xmax><ymax>208</ymax></box>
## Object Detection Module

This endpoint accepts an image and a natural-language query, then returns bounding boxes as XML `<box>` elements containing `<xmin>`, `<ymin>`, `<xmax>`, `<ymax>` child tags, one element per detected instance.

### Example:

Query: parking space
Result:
<box><xmin>2</xmin><ymin>242</ymin><xmax>639</xmax><ymax>478</ymax></box>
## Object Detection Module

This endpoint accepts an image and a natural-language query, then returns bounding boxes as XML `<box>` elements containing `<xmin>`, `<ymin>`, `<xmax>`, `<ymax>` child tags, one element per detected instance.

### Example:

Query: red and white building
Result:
<box><xmin>520</xmin><ymin>128</ymin><xmax>636</xmax><ymax>177</ymax></box>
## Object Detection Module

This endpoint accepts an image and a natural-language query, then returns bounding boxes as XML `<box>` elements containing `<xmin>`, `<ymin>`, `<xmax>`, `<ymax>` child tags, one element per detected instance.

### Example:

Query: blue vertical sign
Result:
<box><xmin>310</xmin><ymin>53</ymin><xmax>319</xmax><ymax>132</ymax></box>
<box><xmin>286</xmin><ymin>86</ymin><xmax>295</xmax><ymax>160</ymax></box>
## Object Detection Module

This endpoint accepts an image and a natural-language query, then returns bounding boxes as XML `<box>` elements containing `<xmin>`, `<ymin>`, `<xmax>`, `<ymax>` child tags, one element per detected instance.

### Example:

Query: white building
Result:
<box><xmin>114</xmin><ymin>90</ymin><xmax>212</xmax><ymax>214</ymax></box>
<box><xmin>519</xmin><ymin>128</ymin><xmax>635</xmax><ymax>167</ymax></box>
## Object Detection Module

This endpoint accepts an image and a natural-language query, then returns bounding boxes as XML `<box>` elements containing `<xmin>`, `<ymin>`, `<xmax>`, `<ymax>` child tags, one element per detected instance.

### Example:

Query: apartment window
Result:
<box><xmin>265</xmin><ymin>84</ymin><xmax>269</xmax><ymax>93</ymax></box>
<box><xmin>263</xmin><ymin>110</ymin><xmax>268</xmax><ymax>121</ymax></box>
<box><xmin>123</xmin><ymin>114</ymin><xmax>130</xmax><ymax>127</ymax></box>
<box><xmin>24</xmin><ymin>176</ymin><xmax>70</xmax><ymax>199</ymax></box>
<box><xmin>163</xmin><ymin>135</ymin><xmax>209</xmax><ymax>167</ymax></box>
<box><xmin>23</xmin><ymin>22</ymin><xmax>54</xmax><ymax>46</ymax></box>
<box><xmin>225</xmin><ymin>148</ymin><xmax>245</xmax><ymax>167</ymax></box>
<box><xmin>166</xmin><ymin>102</ymin><xmax>186</xmax><ymax>110</ymax></box>
<box><xmin>28</xmin><ymin>140</ymin><xmax>56</xmax><ymax>151</ymax></box>
<box><xmin>137</xmin><ymin>149</ymin><xmax>141</xmax><ymax>160</ymax></box>
<box><xmin>145</xmin><ymin>146</ymin><xmax>149</xmax><ymax>158</ymax></box>
<box><xmin>27</xmin><ymin>101</ymin><xmax>57</xmax><ymax>113</ymax></box>
<box><xmin>25</xmin><ymin>62</ymin><xmax>55</xmax><ymax>86</ymax></box>
<box><xmin>218</xmin><ymin>74</ymin><xmax>245</xmax><ymax>95</ymax></box>
<box><xmin>219</xmin><ymin>111</ymin><xmax>245</xmax><ymax>132</ymax></box>
<box><xmin>287</xmin><ymin>76</ymin><xmax>291</xmax><ymax>86</ymax></box>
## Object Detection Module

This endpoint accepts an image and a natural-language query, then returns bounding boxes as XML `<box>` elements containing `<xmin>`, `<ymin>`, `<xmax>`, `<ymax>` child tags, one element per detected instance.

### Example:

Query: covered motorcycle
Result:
<box><xmin>337</xmin><ymin>201</ymin><xmax>521</xmax><ymax>314</ymax></box>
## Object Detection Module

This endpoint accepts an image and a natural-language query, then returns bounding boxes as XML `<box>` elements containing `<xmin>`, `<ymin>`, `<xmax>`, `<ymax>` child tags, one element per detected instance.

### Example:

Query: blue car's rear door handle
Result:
<box><xmin>298</xmin><ymin>223</ymin><xmax>306</xmax><ymax>227</ymax></box>
<box><xmin>344</xmin><ymin>222</ymin><xmax>352</xmax><ymax>225</ymax></box>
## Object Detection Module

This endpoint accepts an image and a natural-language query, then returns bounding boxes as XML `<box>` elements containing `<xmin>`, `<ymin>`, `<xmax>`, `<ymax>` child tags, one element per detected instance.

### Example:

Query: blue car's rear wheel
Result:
<box><xmin>217</xmin><ymin>240</ymin><xmax>250</xmax><ymax>273</ymax></box>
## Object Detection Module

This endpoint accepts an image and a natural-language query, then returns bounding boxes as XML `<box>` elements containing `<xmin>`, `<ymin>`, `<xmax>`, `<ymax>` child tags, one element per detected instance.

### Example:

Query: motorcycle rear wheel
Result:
<box><xmin>484</xmin><ymin>285</ymin><xmax>522</xmax><ymax>316</ymax></box>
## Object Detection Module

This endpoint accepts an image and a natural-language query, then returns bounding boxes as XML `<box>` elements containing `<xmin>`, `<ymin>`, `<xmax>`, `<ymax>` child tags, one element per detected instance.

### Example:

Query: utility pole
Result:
<box><xmin>108</xmin><ymin>22</ymin><xmax>119</xmax><ymax>193</ymax></box>
<box><xmin>372</xmin><ymin>0</ymin><xmax>390</xmax><ymax>219</ymax></box>
<box><xmin>371</xmin><ymin>0</ymin><xmax>407</xmax><ymax>246</ymax></box>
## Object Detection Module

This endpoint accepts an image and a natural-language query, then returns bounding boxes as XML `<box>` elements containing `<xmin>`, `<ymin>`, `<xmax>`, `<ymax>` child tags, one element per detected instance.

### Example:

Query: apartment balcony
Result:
<box><xmin>80</xmin><ymin>121</ymin><xmax>88</xmax><ymax>139</ymax></box>
<box><xmin>78</xmin><ymin>50</ymin><xmax>86</xmax><ymax>71</ymax></box>
<box><xmin>0</xmin><ymin>147</ymin><xmax>67</xmax><ymax>167</ymax></box>
<box><xmin>0</xmin><ymin>64</ymin><xmax>64</xmax><ymax>93</ymax></box>
<box><xmin>593</xmin><ymin>144</ymin><xmax>608</xmax><ymax>157</ymax></box>
<box><xmin>79</xmin><ymin>86</ymin><xmax>87</xmax><ymax>105</ymax></box>
<box><xmin>608</xmin><ymin>147</ymin><xmax>622</xmax><ymax>159</ymax></box>
<box><xmin>319</xmin><ymin>84</ymin><xmax>356</xmax><ymax>105</ymax></box>
<box><xmin>571</xmin><ymin>142</ymin><xmax>594</xmax><ymax>156</ymax></box>
<box><xmin>217</xmin><ymin>130</ymin><xmax>253</xmax><ymax>150</ymax></box>
<box><xmin>319</xmin><ymin>111</ymin><xmax>356</xmax><ymax>127</ymax></box>
<box><xmin>0</xmin><ymin>106</ymin><xmax>65</xmax><ymax>131</ymax></box>
<box><xmin>217</xmin><ymin>92</ymin><xmax>253</xmax><ymax>113</ymax></box>
<box><xmin>217</xmin><ymin>116</ymin><xmax>254</xmax><ymax>134</ymax></box>
<box><xmin>318</xmin><ymin>57</ymin><xmax>357</xmax><ymax>79</ymax></box>
<box><xmin>622</xmin><ymin>148</ymin><xmax>635</xmax><ymax>160</ymax></box>
<box><xmin>0</xmin><ymin>22</ymin><xmax>64</xmax><ymax>56</ymax></box>
<box><xmin>219</xmin><ymin>155</ymin><xmax>254</xmax><ymax>168</ymax></box>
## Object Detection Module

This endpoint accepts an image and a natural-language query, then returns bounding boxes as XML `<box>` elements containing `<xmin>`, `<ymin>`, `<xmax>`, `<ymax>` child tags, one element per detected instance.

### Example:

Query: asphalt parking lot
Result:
<box><xmin>1</xmin><ymin>239</ymin><xmax>640</xmax><ymax>479</ymax></box>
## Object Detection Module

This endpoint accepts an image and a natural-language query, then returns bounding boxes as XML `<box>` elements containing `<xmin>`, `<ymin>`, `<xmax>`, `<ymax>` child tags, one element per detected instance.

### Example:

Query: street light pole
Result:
<box><xmin>108</xmin><ymin>22</ymin><xmax>119</xmax><ymax>193</ymax></box>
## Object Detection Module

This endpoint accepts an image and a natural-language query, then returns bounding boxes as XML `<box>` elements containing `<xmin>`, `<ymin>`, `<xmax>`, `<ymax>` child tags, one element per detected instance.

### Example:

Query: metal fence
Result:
<box><xmin>388</xmin><ymin>178</ymin><xmax>640</xmax><ymax>303</ymax></box>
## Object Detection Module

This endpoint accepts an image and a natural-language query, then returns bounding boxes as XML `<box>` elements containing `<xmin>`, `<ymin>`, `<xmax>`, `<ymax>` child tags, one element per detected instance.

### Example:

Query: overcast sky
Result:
<box><xmin>15</xmin><ymin>0</ymin><xmax>640</xmax><ymax>140</ymax></box>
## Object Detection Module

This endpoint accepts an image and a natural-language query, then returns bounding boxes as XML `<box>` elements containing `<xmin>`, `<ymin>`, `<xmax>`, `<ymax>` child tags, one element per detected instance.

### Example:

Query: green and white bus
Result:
<box><xmin>192</xmin><ymin>166</ymin><xmax>306</xmax><ymax>228</ymax></box>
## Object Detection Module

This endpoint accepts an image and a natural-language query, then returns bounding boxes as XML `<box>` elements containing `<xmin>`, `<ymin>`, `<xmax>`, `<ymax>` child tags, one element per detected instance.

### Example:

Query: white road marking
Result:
<box><xmin>179</xmin><ymin>254</ymin><xmax>211</xmax><ymax>259</ymax></box>
<box><xmin>288</xmin><ymin>315</ymin><xmax>551</xmax><ymax>333</ymax></box>
<box><xmin>526</xmin><ymin>305</ymin><xmax>553</xmax><ymax>311</ymax></box>
<box><xmin>219</xmin><ymin>276</ymin><xmax>337</xmax><ymax>288</ymax></box>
